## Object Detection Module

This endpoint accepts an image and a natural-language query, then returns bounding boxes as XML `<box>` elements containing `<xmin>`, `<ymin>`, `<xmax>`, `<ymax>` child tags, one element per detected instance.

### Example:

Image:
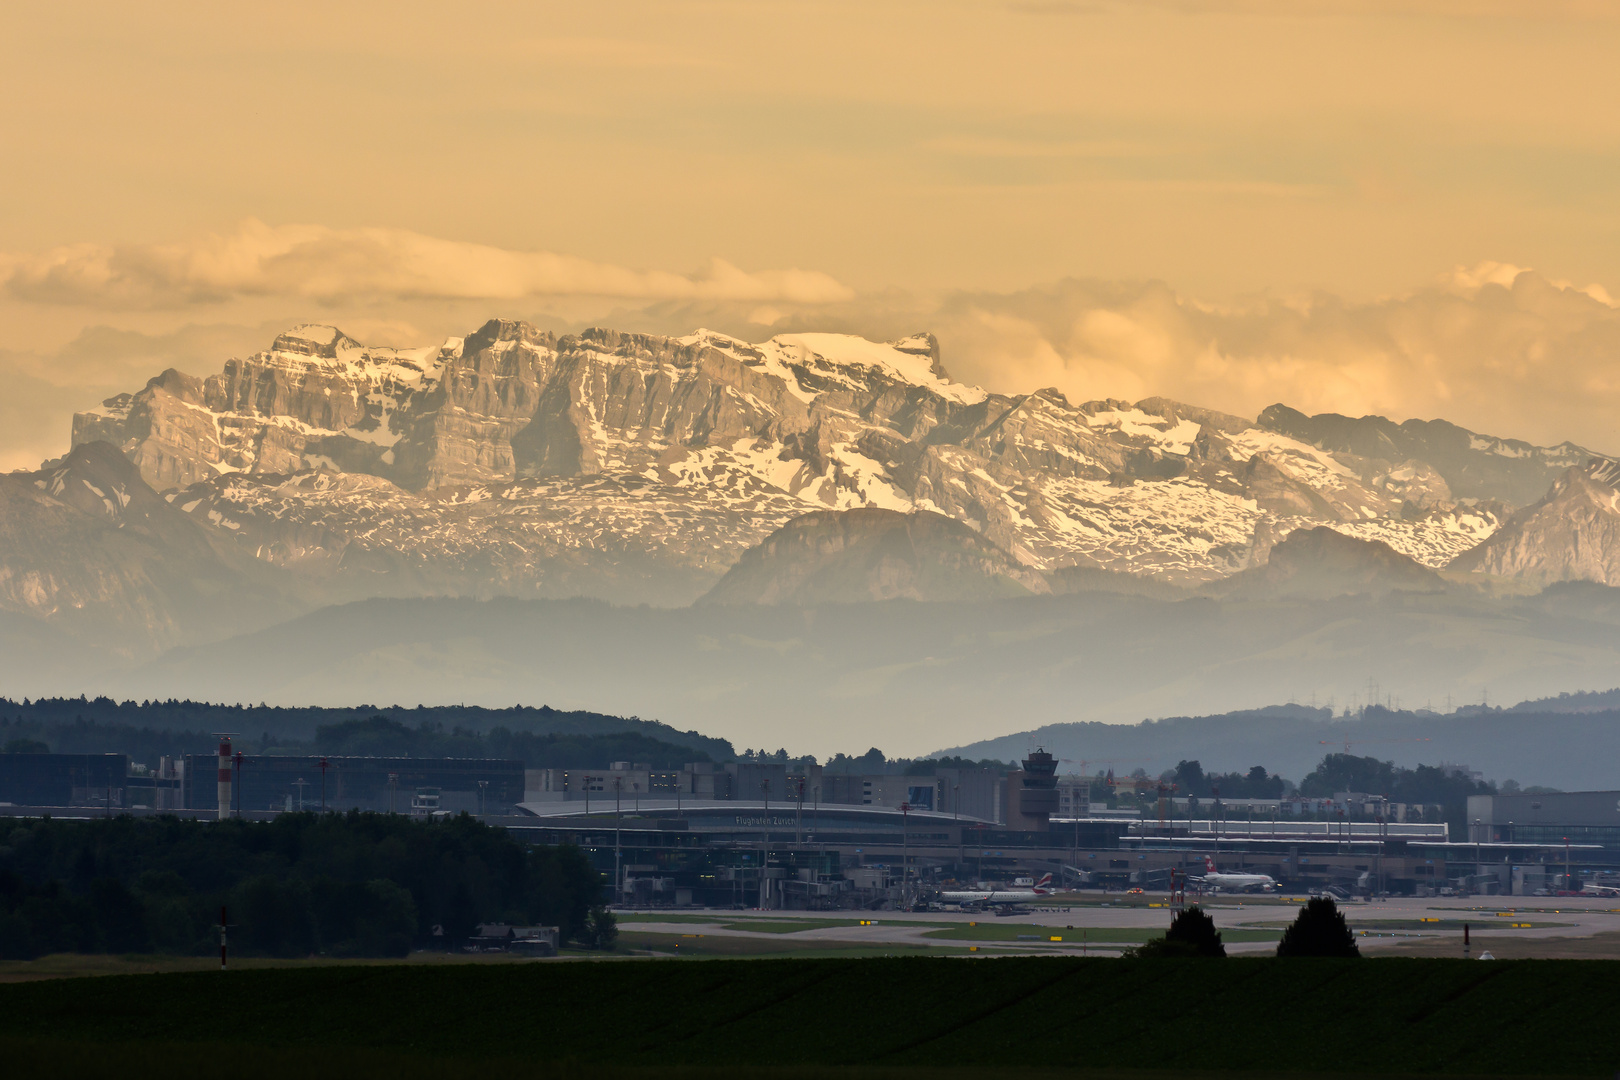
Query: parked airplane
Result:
<box><xmin>1192</xmin><ymin>856</ymin><xmax>1277</xmax><ymax>892</ymax></box>
<box><xmin>939</xmin><ymin>873</ymin><xmax>1057</xmax><ymax>905</ymax></box>
<box><xmin>1580</xmin><ymin>882</ymin><xmax>1620</xmax><ymax>898</ymax></box>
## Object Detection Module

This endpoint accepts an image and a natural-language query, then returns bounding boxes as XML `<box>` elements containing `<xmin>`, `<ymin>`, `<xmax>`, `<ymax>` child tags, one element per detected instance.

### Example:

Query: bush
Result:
<box><xmin>1277</xmin><ymin>896</ymin><xmax>1360</xmax><ymax>957</ymax></box>
<box><xmin>1129</xmin><ymin>905</ymin><xmax>1225</xmax><ymax>958</ymax></box>
<box><xmin>583</xmin><ymin>906</ymin><xmax>618</xmax><ymax>950</ymax></box>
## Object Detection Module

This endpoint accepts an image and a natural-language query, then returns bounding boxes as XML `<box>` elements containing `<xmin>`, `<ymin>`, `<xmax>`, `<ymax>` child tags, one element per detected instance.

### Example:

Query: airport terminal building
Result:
<box><xmin>4</xmin><ymin>749</ymin><xmax>1618</xmax><ymax>904</ymax></box>
<box><xmin>1468</xmin><ymin>790</ymin><xmax>1620</xmax><ymax>848</ymax></box>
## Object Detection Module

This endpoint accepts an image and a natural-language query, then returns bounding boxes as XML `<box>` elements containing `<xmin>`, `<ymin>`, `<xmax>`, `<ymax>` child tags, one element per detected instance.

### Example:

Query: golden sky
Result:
<box><xmin>2</xmin><ymin>0</ymin><xmax>1619</xmax><ymax>468</ymax></box>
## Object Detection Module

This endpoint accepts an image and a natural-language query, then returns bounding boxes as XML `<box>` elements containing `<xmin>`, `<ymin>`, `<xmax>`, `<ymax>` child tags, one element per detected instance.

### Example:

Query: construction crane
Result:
<box><xmin>1060</xmin><ymin>758</ymin><xmax>1144</xmax><ymax>776</ymax></box>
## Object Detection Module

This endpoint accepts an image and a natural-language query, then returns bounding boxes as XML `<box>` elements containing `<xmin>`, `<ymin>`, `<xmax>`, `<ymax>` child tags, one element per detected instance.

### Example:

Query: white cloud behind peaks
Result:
<box><xmin>0</xmin><ymin>220</ymin><xmax>855</xmax><ymax>309</ymax></box>
<box><xmin>925</xmin><ymin>265</ymin><xmax>1620</xmax><ymax>455</ymax></box>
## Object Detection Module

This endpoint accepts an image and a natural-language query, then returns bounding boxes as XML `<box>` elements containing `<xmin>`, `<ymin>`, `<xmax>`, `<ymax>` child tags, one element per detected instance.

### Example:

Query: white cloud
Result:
<box><xmin>6</xmin><ymin>252</ymin><xmax>1620</xmax><ymax>472</ymax></box>
<box><xmin>0</xmin><ymin>220</ymin><xmax>854</xmax><ymax>309</ymax></box>
<box><xmin>919</xmin><ymin>264</ymin><xmax>1620</xmax><ymax>454</ymax></box>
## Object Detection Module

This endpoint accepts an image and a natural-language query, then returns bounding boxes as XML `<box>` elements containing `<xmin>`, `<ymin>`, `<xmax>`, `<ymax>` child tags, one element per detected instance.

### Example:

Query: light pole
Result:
<box><xmin>815</xmin><ymin>785</ymin><xmax>823</xmax><ymax>867</ymax></box>
<box><xmin>477</xmin><ymin>779</ymin><xmax>489</xmax><ymax>817</ymax></box>
<box><xmin>319</xmin><ymin>757</ymin><xmax>328</xmax><ymax>812</ymax></box>
<box><xmin>899</xmin><ymin>801</ymin><xmax>911</xmax><ymax>910</ymax></box>
<box><xmin>614</xmin><ymin>777</ymin><xmax>623</xmax><ymax>906</ymax></box>
<box><xmin>760</xmin><ymin>779</ymin><xmax>771</xmax><ymax>908</ymax></box>
<box><xmin>292</xmin><ymin>777</ymin><xmax>308</xmax><ymax>812</ymax></box>
<box><xmin>388</xmin><ymin>772</ymin><xmax>398</xmax><ymax>814</ymax></box>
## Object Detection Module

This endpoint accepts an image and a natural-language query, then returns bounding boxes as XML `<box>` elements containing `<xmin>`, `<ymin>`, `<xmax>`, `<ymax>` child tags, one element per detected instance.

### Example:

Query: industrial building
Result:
<box><xmin>181</xmin><ymin>754</ymin><xmax>525</xmax><ymax>815</ymax></box>
<box><xmin>0</xmin><ymin>753</ymin><xmax>136</xmax><ymax>808</ymax></box>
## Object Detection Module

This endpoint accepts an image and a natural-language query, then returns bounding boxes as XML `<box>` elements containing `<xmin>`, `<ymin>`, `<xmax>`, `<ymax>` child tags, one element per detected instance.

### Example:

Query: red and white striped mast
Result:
<box><xmin>212</xmin><ymin>733</ymin><xmax>238</xmax><ymax>820</ymax></box>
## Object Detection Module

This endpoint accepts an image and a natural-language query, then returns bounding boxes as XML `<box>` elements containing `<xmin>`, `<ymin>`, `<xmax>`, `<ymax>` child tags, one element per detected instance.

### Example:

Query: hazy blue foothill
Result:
<box><xmin>65</xmin><ymin>582</ymin><xmax>1620</xmax><ymax>787</ymax></box>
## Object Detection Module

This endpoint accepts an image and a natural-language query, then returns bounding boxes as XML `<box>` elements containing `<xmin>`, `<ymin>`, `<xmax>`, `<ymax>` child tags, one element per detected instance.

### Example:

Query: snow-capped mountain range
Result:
<box><xmin>1</xmin><ymin>317</ymin><xmax>1612</xmax><ymax>654</ymax></box>
<box><xmin>71</xmin><ymin>320</ymin><xmax>1607</xmax><ymax>585</ymax></box>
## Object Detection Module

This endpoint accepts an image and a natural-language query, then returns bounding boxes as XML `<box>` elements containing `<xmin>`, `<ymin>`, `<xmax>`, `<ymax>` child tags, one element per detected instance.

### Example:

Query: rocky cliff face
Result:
<box><xmin>1450</xmin><ymin>460</ymin><xmax>1620</xmax><ymax>585</ymax></box>
<box><xmin>73</xmin><ymin>322</ymin><xmax>556</xmax><ymax>492</ymax></box>
<box><xmin>0</xmin><ymin>442</ymin><xmax>295</xmax><ymax>653</ymax></box>
<box><xmin>1257</xmin><ymin>403</ymin><xmax>1591</xmax><ymax>507</ymax></box>
<box><xmin>31</xmin><ymin>318</ymin><xmax>1613</xmax><ymax>651</ymax></box>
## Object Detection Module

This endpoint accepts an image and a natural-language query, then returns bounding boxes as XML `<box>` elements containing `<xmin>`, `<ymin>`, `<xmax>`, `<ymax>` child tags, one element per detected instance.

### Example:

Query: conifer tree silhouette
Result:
<box><xmin>1277</xmin><ymin>896</ymin><xmax>1361</xmax><ymax>957</ymax></box>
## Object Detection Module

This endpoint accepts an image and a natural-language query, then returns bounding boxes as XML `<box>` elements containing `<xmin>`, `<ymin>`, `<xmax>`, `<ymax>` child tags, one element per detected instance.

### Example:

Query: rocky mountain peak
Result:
<box><xmin>34</xmin><ymin>440</ymin><xmax>147</xmax><ymax>522</ymax></box>
<box><xmin>1212</xmin><ymin>525</ymin><xmax>1446</xmax><ymax>600</ymax></box>
<box><xmin>464</xmin><ymin>317</ymin><xmax>553</xmax><ymax>353</ymax></box>
<box><xmin>270</xmin><ymin>324</ymin><xmax>361</xmax><ymax>358</ymax></box>
<box><xmin>890</xmin><ymin>332</ymin><xmax>950</xmax><ymax>379</ymax></box>
<box><xmin>700</xmin><ymin>506</ymin><xmax>1048</xmax><ymax>605</ymax></box>
<box><xmin>1444</xmin><ymin>458</ymin><xmax>1620</xmax><ymax>585</ymax></box>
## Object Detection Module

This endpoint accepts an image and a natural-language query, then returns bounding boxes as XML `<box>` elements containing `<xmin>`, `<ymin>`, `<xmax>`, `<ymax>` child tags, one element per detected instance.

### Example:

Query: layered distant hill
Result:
<box><xmin>3</xmin><ymin>319</ymin><xmax>1618</xmax><ymax>669</ymax></box>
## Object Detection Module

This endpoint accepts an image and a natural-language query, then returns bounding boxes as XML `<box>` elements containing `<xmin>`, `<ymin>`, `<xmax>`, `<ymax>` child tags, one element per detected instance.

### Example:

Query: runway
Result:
<box><xmin>616</xmin><ymin>892</ymin><xmax>1620</xmax><ymax>958</ymax></box>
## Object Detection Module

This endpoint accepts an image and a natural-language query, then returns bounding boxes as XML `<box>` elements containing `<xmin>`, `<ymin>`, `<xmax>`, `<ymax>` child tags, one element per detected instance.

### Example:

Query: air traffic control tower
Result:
<box><xmin>1005</xmin><ymin>748</ymin><xmax>1059</xmax><ymax>830</ymax></box>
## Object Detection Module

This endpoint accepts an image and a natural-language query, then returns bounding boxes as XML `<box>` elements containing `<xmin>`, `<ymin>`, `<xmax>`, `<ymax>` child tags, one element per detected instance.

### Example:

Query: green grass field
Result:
<box><xmin>619</xmin><ymin>931</ymin><xmax>979</xmax><ymax>957</ymax></box>
<box><xmin>0</xmin><ymin>956</ymin><xmax>1617</xmax><ymax>1078</ymax></box>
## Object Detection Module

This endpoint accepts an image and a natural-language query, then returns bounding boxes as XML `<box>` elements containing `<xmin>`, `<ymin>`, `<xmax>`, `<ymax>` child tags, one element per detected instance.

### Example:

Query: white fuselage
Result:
<box><xmin>939</xmin><ymin>889</ymin><xmax>1051</xmax><ymax>905</ymax></box>
<box><xmin>1199</xmin><ymin>872</ymin><xmax>1276</xmax><ymax>891</ymax></box>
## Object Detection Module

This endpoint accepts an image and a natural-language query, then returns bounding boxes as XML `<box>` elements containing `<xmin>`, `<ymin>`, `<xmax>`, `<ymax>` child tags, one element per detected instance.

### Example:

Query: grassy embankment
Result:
<box><xmin>0</xmin><ymin>956</ymin><xmax>1617</xmax><ymax>1078</ymax></box>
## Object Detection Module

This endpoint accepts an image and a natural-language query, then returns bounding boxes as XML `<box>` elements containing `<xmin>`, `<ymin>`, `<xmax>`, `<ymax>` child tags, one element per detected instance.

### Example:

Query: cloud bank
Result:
<box><xmin>650</xmin><ymin>261</ymin><xmax>1618</xmax><ymax>456</ymax></box>
<box><xmin>918</xmin><ymin>265</ymin><xmax>1620</xmax><ymax>455</ymax></box>
<box><xmin>4</xmin><ymin>239</ymin><xmax>1618</xmax><ymax>472</ymax></box>
<box><xmin>0</xmin><ymin>220</ymin><xmax>854</xmax><ymax>309</ymax></box>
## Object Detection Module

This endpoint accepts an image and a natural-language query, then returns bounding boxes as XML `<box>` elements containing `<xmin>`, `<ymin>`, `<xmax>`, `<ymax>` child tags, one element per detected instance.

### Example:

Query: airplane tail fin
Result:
<box><xmin>1203</xmin><ymin>856</ymin><xmax>1216</xmax><ymax>872</ymax></box>
<box><xmin>1034</xmin><ymin>873</ymin><xmax>1053</xmax><ymax>890</ymax></box>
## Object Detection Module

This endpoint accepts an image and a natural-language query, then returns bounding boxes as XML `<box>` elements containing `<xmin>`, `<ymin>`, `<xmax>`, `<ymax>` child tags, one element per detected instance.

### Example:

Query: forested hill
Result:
<box><xmin>0</xmin><ymin>698</ymin><xmax>734</xmax><ymax>764</ymax></box>
<box><xmin>935</xmin><ymin>700</ymin><xmax>1620</xmax><ymax>791</ymax></box>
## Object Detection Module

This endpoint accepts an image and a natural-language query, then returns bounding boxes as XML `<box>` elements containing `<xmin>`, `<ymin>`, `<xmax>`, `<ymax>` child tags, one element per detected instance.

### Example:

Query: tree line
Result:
<box><xmin>0</xmin><ymin>697</ymin><xmax>734</xmax><ymax>761</ymax></box>
<box><xmin>0</xmin><ymin>714</ymin><xmax>715</xmax><ymax>771</ymax></box>
<box><xmin>0</xmin><ymin>813</ymin><xmax>607</xmax><ymax>961</ymax></box>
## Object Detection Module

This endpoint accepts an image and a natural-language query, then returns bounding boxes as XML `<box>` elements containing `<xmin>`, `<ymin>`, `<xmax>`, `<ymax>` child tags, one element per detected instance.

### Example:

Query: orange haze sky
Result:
<box><xmin>2</xmin><ymin>0</ymin><xmax>1619</xmax><ymax>469</ymax></box>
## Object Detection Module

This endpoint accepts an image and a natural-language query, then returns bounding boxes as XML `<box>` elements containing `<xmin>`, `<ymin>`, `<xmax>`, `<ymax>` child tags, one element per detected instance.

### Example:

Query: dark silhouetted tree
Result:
<box><xmin>1173</xmin><ymin>760</ymin><xmax>1208</xmax><ymax>798</ymax></box>
<box><xmin>1131</xmin><ymin>904</ymin><xmax>1225</xmax><ymax>957</ymax></box>
<box><xmin>1277</xmin><ymin>897</ymin><xmax>1360</xmax><ymax>957</ymax></box>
